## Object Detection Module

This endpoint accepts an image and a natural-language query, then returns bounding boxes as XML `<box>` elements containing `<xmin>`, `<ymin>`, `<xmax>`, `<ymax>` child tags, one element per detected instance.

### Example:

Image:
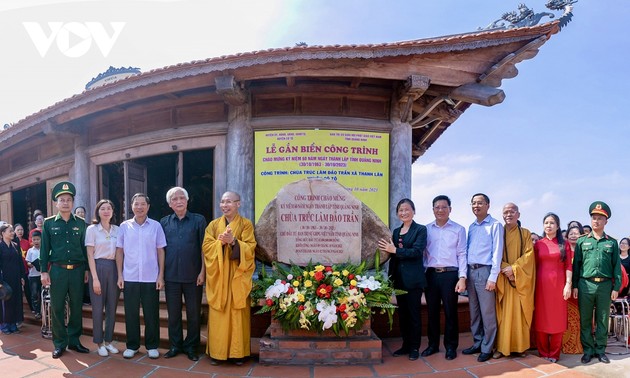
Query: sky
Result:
<box><xmin>1</xmin><ymin>0</ymin><xmax>628</xmax><ymax>238</ymax></box>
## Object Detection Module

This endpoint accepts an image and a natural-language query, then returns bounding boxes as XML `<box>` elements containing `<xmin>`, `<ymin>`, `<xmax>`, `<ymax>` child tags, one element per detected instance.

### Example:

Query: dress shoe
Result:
<box><xmin>187</xmin><ymin>351</ymin><xmax>199</xmax><ymax>361</ymax></box>
<box><xmin>164</xmin><ymin>348</ymin><xmax>180</xmax><ymax>358</ymax></box>
<box><xmin>445</xmin><ymin>349</ymin><xmax>457</xmax><ymax>360</ymax></box>
<box><xmin>68</xmin><ymin>343</ymin><xmax>90</xmax><ymax>353</ymax></box>
<box><xmin>408</xmin><ymin>349</ymin><xmax>420</xmax><ymax>361</ymax></box>
<box><xmin>421</xmin><ymin>346</ymin><xmax>438</xmax><ymax>357</ymax></box>
<box><xmin>492</xmin><ymin>351</ymin><xmax>503</xmax><ymax>359</ymax></box>
<box><xmin>210</xmin><ymin>358</ymin><xmax>221</xmax><ymax>365</ymax></box>
<box><xmin>52</xmin><ymin>348</ymin><xmax>64</xmax><ymax>359</ymax></box>
<box><xmin>598</xmin><ymin>353</ymin><xmax>610</xmax><ymax>364</ymax></box>
<box><xmin>477</xmin><ymin>352</ymin><xmax>492</xmax><ymax>362</ymax></box>
<box><xmin>581</xmin><ymin>353</ymin><xmax>592</xmax><ymax>364</ymax></box>
<box><xmin>392</xmin><ymin>347</ymin><xmax>410</xmax><ymax>357</ymax></box>
<box><xmin>462</xmin><ymin>345</ymin><xmax>481</xmax><ymax>355</ymax></box>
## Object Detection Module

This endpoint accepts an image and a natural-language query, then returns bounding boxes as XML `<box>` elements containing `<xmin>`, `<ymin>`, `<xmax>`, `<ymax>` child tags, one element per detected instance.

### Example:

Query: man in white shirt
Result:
<box><xmin>422</xmin><ymin>195</ymin><xmax>467</xmax><ymax>360</ymax></box>
<box><xmin>116</xmin><ymin>193</ymin><xmax>166</xmax><ymax>360</ymax></box>
<box><xmin>462</xmin><ymin>193</ymin><xmax>503</xmax><ymax>363</ymax></box>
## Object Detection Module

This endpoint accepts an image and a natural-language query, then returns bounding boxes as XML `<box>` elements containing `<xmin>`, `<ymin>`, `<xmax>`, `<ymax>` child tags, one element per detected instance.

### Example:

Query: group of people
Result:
<box><xmin>379</xmin><ymin>193</ymin><xmax>624</xmax><ymax>365</ymax></box>
<box><xmin>0</xmin><ymin>181</ymin><xmax>257</xmax><ymax>366</ymax></box>
<box><xmin>0</xmin><ymin>211</ymin><xmax>45</xmax><ymax>334</ymax></box>
<box><xmin>1</xmin><ymin>184</ymin><xmax>626</xmax><ymax>367</ymax></box>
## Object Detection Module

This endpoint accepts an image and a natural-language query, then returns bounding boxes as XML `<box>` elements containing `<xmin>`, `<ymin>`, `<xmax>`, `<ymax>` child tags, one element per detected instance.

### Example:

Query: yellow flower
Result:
<box><xmin>303</xmin><ymin>270</ymin><xmax>309</xmax><ymax>277</ymax></box>
<box><xmin>297</xmin><ymin>293</ymin><xmax>305</xmax><ymax>302</ymax></box>
<box><xmin>333</xmin><ymin>278</ymin><xmax>343</xmax><ymax>286</ymax></box>
<box><xmin>309</xmin><ymin>271</ymin><xmax>315</xmax><ymax>277</ymax></box>
<box><xmin>332</xmin><ymin>271</ymin><xmax>340</xmax><ymax>276</ymax></box>
<box><xmin>315</xmin><ymin>265</ymin><xmax>325</xmax><ymax>272</ymax></box>
<box><xmin>342</xmin><ymin>269</ymin><xmax>349</xmax><ymax>276</ymax></box>
<box><xmin>350</xmin><ymin>279</ymin><xmax>357</xmax><ymax>286</ymax></box>
<box><xmin>293</xmin><ymin>280</ymin><xmax>300</xmax><ymax>287</ymax></box>
<box><xmin>304</xmin><ymin>280</ymin><xmax>313</xmax><ymax>288</ymax></box>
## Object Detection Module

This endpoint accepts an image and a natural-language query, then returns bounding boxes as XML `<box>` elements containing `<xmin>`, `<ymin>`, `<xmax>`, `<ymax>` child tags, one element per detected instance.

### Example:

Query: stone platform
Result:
<box><xmin>259</xmin><ymin>318</ymin><xmax>382</xmax><ymax>365</ymax></box>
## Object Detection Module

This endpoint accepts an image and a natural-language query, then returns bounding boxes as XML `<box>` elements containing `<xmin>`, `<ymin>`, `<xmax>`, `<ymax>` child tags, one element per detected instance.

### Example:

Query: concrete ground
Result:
<box><xmin>1</xmin><ymin>323</ymin><xmax>629</xmax><ymax>377</ymax></box>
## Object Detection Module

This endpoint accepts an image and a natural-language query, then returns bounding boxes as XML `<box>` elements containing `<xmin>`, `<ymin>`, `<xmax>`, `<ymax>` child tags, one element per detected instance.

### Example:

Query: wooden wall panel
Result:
<box><xmin>89</xmin><ymin>121</ymin><xmax>130</xmax><ymax>145</ymax></box>
<box><xmin>253</xmin><ymin>97</ymin><xmax>296</xmax><ymax>116</ymax></box>
<box><xmin>10</xmin><ymin>148</ymin><xmax>40</xmax><ymax>170</ymax></box>
<box><xmin>346</xmin><ymin>98</ymin><xmax>390</xmax><ymax>120</ymax></box>
<box><xmin>39</xmin><ymin>138</ymin><xmax>75</xmax><ymax>160</ymax></box>
<box><xmin>131</xmin><ymin>110</ymin><xmax>172</xmax><ymax>135</ymax></box>
<box><xmin>301</xmin><ymin>96</ymin><xmax>343</xmax><ymax>115</ymax></box>
<box><xmin>175</xmin><ymin>102</ymin><xmax>227</xmax><ymax>126</ymax></box>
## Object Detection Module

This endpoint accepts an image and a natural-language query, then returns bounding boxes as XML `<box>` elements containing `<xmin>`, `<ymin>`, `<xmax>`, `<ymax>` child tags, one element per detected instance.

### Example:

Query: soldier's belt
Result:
<box><xmin>52</xmin><ymin>262</ymin><xmax>83</xmax><ymax>270</ymax></box>
<box><xmin>584</xmin><ymin>277</ymin><xmax>610</xmax><ymax>283</ymax></box>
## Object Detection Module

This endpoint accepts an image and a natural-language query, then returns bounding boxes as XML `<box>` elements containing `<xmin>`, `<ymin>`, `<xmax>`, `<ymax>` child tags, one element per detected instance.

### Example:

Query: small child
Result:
<box><xmin>25</xmin><ymin>231</ymin><xmax>42</xmax><ymax>319</ymax></box>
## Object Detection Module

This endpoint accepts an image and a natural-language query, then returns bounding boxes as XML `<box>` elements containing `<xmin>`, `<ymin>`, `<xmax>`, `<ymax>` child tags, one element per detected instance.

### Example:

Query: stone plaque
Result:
<box><xmin>276</xmin><ymin>179</ymin><xmax>362</xmax><ymax>265</ymax></box>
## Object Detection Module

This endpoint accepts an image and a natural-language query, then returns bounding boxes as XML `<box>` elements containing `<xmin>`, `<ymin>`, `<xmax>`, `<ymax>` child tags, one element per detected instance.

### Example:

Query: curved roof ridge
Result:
<box><xmin>2</xmin><ymin>20</ymin><xmax>560</xmax><ymax>142</ymax></box>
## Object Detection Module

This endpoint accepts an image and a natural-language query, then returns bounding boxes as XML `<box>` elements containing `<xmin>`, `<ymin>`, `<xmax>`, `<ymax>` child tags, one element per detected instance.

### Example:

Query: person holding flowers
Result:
<box><xmin>378</xmin><ymin>198</ymin><xmax>427</xmax><ymax>361</ymax></box>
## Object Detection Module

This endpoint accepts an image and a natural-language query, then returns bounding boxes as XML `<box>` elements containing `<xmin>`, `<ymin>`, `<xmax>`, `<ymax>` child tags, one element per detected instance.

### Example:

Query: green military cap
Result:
<box><xmin>52</xmin><ymin>181</ymin><xmax>76</xmax><ymax>200</ymax></box>
<box><xmin>589</xmin><ymin>201</ymin><xmax>611</xmax><ymax>219</ymax></box>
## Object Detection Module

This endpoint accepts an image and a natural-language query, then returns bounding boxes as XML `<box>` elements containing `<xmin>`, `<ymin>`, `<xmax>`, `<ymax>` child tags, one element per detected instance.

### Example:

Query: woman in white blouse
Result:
<box><xmin>85</xmin><ymin>199</ymin><xmax>120</xmax><ymax>357</ymax></box>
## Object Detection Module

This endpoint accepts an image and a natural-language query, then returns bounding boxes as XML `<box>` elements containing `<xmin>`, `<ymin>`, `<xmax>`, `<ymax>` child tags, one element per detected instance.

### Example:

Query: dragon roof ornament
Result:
<box><xmin>479</xmin><ymin>0</ymin><xmax>577</xmax><ymax>31</ymax></box>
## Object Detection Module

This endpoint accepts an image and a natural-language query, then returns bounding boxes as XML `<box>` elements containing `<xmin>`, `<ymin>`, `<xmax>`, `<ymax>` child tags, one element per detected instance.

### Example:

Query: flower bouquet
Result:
<box><xmin>252</xmin><ymin>254</ymin><xmax>404</xmax><ymax>336</ymax></box>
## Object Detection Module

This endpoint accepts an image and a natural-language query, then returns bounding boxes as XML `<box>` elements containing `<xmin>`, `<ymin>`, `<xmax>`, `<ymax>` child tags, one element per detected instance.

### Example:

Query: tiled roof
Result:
<box><xmin>1</xmin><ymin>20</ymin><xmax>559</xmax><ymax>143</ymax></box>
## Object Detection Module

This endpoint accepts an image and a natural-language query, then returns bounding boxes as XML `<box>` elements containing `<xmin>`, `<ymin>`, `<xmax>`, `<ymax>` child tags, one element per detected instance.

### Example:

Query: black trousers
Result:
<box><xmin>165</xmin><ymin>281</ymin><xmax>203</xmax><ymax>352</ymax></box>
<box><xmin>123</xmin><ymin>281</ymin><xmax>160</xmax><ymax>350</ymax></box>
<box><xmin>28</xmin><ymin>276</ymin><xmax>42</xmax><ymax>314</ymax></box>
<box><xmin>425</xmin><ymin>269</ymin><xmax>459</xmax><ymax>351</ymax></box>
<box><xmin>396</xmin><ymin>288</ymin><xmax>423</xmax><ymax>350</ymax></box>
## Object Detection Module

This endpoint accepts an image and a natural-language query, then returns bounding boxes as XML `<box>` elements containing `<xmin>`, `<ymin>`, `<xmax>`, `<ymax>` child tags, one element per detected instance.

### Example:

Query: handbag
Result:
<box><xmin>0</xmin><ymin>280</ymin><xmax>13</xmax><ymax>301</ymax></box>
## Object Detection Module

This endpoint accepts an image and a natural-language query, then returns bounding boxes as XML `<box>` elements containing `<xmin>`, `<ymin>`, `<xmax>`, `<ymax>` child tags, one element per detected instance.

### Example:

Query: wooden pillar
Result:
<box><xmin>71</xmin><ymin>133</ymin><xmax>90</xmax><ymax>216</ymax></box>
<box><xmin>388</xmin><ymin>76</ymin><xmax>425</xmax><ymax>229</ymax></box>
<box><xmin>217</xmin><ymin>75</ymin><xmax>253</xmax><ymax>220</ymax></box>
<box><xmin>225</xmin><ymin>104</ymin><xmax>254</xmax><ymax>220</ymax></box>
<box><xmin>388</xmin><ymin>116</ymin><xmax>412</xmax><ymax>229</ymax></box>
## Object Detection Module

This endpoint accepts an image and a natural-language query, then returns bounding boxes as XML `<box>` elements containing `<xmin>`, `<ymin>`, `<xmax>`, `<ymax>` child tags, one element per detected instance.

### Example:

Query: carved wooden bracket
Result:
<box><xmin>42</xmin><ymin>120</ymin><xmax>80</xmax><ymax>138</ymax></box>
<box><xmin>450</xmin><ymin>83</ymin><xmax>505</xmax><ymax>107</ymax></box>
<box><xmin>215</xmin><ymin>75</ymin><xmax>248</xmax><ymax>105</ymax></box>
<box><xmin>399</xmin><ymin>74</ymin><xmax>430</xmax><ymax>122</ymax></box>
<box><xmin>478</xmin><ymin>35</ymin><xmax>547</xmax><ymax>87</ymax></box>
<box><xmin>412</xmin><ymin>97</ymin><xmax>463</xmax><ymax>124</ymax></box>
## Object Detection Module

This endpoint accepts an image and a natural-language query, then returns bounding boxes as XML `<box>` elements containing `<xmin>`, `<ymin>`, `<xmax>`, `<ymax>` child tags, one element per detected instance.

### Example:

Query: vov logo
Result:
<box><xmin>23</xmin><ymin>22</ymin><xmax>126</xmax><ymax>58</ymax></box>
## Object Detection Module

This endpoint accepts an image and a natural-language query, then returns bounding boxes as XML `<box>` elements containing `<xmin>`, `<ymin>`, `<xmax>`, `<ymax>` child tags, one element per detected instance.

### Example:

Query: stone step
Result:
<box><xmin>21</xmin><ymin>289</ymin><xmax>473</xmax><ymax>350</ymax></box>
<box><xmin>22</xmin><ymin>289</ymin><xmax>210</xmax><ymax>349</ymax></box>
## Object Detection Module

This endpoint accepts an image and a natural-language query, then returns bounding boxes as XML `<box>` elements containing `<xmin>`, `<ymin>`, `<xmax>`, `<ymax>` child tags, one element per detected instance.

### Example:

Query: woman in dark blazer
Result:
<box><xmin>0</xmin><ymin>223</ymin><xmax>25</xmax><ymax>334</ymax></box>
<box><xmin>378</xmin><ymin>198</ymin><xmax>427</xmax><ymax>360</ymax></box>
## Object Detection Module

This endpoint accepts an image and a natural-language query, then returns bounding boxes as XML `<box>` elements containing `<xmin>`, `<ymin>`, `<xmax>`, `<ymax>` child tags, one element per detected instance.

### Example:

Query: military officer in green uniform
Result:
<box><xmin>40</xmin><ymin>181</ymin><xmax>90</xmax><ymax>359</ymax></box>
<box><xmin>571</xmin><ymin>201</ymin><xmax>622</xmax><ymax>364</ymax></box>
